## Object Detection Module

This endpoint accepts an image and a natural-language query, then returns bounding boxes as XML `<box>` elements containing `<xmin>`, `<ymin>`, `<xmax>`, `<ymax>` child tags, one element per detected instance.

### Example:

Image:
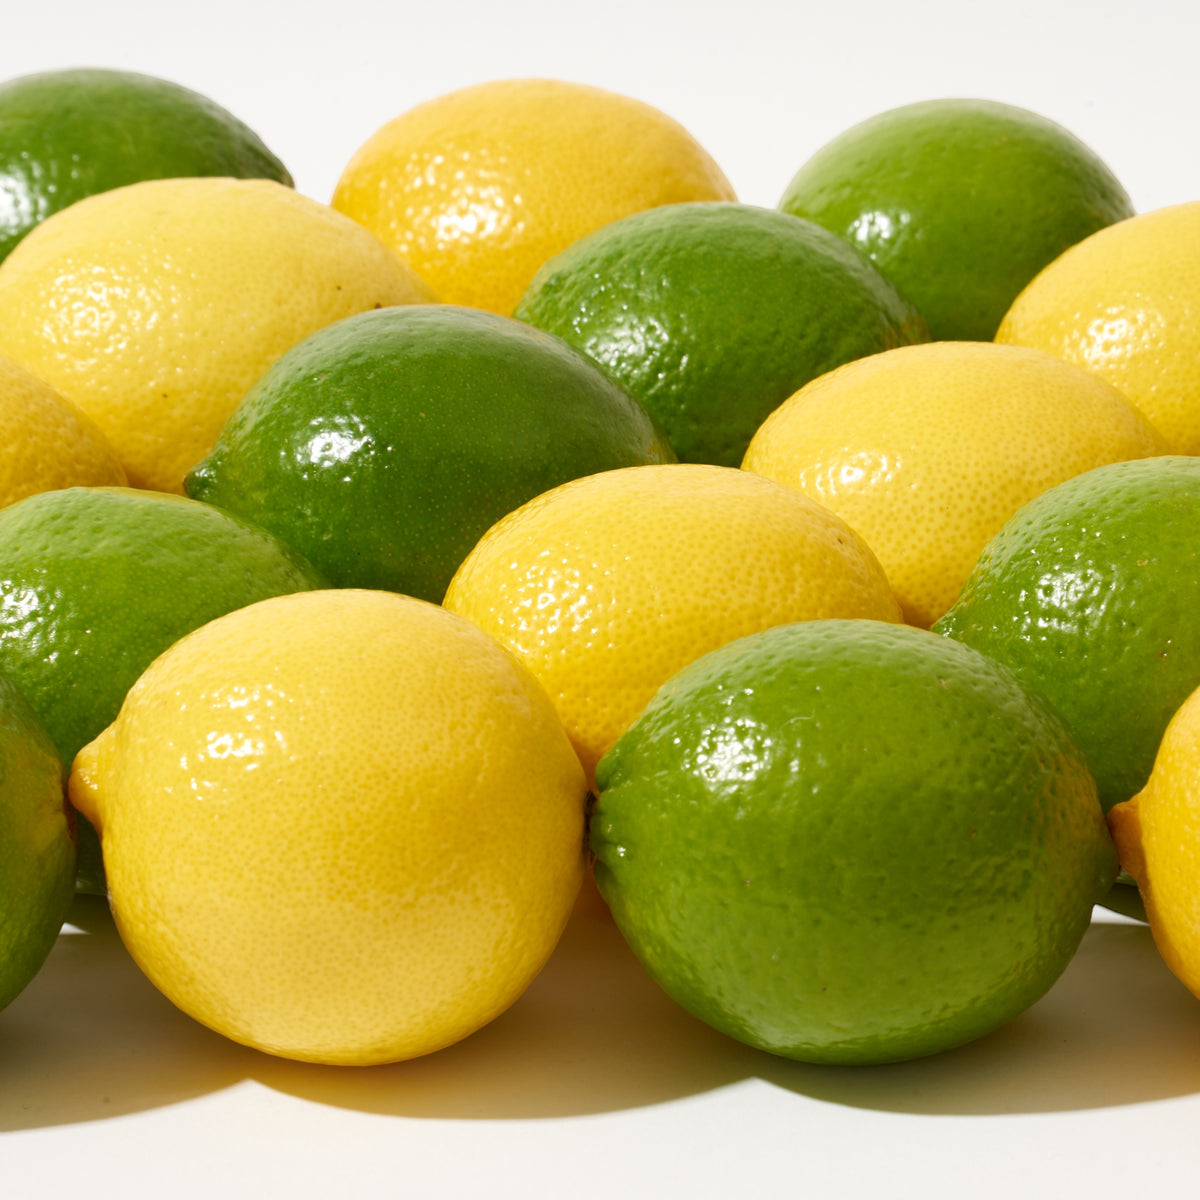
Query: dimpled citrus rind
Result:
<box><xmin>0</xmin><ymin>67</ymin><xmax>292</xmax><ymax>263</ymax></box>
<box><xmin>444</xmin><ymin>463</ymin><xmax>901</xmax><ymax>783</ymax></box>
<box><xmin>69</xmin><ymin>590</ymin><xmax>586</xmax><ymax>1065</ymax></box>
<box><xmin>936</xmin><ymin>457</ymin><xmax>1200</xmax><ymax>813</ymax></box>
<box><xmin>742</xmin><ymin>341</ymin><xmax>1166</xmax><ymax>628</ymax></box>
<box><xmin>0</xmin><ymin>672</ymin><xmax>74</xmax><ymax>1012</ymax></box>
<box><xmin>514</xmin><ymin>202</ymin><xmax>929</xmax><ymax>467</ymax></box>
<box><xmin>780</xmin><ymin>98</ymin><xmax>1133</xmax><ymax>342</ymax></box>
<box><xmin>186</xmin><ymin>305</ymin><xmax>674</xmax><ymax>603</ymax></box>
<box><xmin>593</xmin><ymin>620</ymin><xmax>1115</xmax><ymax>1065</ymax></box>
<box><xmin>0</xmin><ymin>352</ymin><xmax>126</xmax><ymax>508</ymax></box>
<box><xmin>332</xmin><ymin>78</ymin><xmax>736</xmax><ymax>316</ymax></box>
<box><xmin>997</xmin><ymin>201</ymin><xmax>1200</xmax><ymax>455</ymax></box>
<box><xmin>0</xmin><ymin>486</ymin><xmax>327</xmax><ymax>893</ymax></box>
<box><xmin>0</xmin><ymin>177</ymin><xmax>434</xmax><ymax>494</ymax></box>
<box><xmin>1109</xmin><ymin>689</ymin><xmax>1200</xmax><ymax>996</ymax></box>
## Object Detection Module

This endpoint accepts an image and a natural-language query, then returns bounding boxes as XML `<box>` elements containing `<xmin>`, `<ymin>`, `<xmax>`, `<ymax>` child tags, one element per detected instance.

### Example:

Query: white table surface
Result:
<box><xmin>4</xmin><ymin>2</ymin><xmax>1200</xmax><ymax>1194</ymax></box>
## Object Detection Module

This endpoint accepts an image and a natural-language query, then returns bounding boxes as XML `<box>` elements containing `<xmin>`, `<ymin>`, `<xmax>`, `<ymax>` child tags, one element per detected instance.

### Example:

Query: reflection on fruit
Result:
<box><xmin>593</xmin><ymin>620</ymin><xmax>1116</xmax><ymax>1064</ymax></box>
<box><xmin>69</xmin><ymin>590</ymin><xmax>587</xmax><ymax>1065</ymax></box>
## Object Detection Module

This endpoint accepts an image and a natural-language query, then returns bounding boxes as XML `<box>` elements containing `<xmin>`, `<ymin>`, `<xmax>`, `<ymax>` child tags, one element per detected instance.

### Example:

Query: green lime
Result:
<box><xmin>514</xmin><ymin>202</ymin><xmax>928</xmax><ymax>467</ymax></box>
<box><xmin>0</xmin><ymin>486</ymin><xmax>326</xmax><ymax>893</ymax></box>
<box><xmin>592</xmin><ymin>619</ymin><xmax>1115</xmax><ymax>1065</ymax></box>
<box><xmin>0</xmin><ymin>67</ymin><xmax>292</xmax><ymax>263</ymax></box>
<box><xmin>185</xmin><ymin>304</ymin><xmax>674</xmax><ymax>602</ymax></box>
<box><xmin>935</xmin><ymin>457</ymin><xmax>1200</xmax><ymax>814</ymax></box>
<box><xmin>0</xmin><ymin>672</ymin><xmax>74</xmax><ymax>1012</ymax></box>
<box><xmin>778</xmin><ymin>99</ymin><xmax>1133</xmax><ymax>342</ymax></box>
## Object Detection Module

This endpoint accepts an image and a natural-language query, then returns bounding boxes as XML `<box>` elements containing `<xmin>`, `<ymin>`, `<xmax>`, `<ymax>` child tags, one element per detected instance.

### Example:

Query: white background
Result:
<box><xmin>4</xmin><ymin>2</ymin><xmax>1200</xmax><ymax>1196</ymax></box>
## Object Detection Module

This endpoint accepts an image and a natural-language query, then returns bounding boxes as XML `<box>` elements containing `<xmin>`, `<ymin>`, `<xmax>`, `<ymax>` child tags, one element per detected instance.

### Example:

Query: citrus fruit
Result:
<box><xmin>1110</xmin><ymin>686</ymin><xmax>1200</xmax><ymax>997</ymax></box>
<box><xmin>592</xmin><ymin>619</ymin><xmax>1116</xmax><ymax>1065</ymax></box>
<box><xmin>779</xmin><ymin>98</ymin><xmax>1133</xmax><ymax>341</ymax></box>
<box><xmin>0</xmin><ymin>177</ymin><xmax>433</xmax><ymax>493</ymax></box>
<box><xmin>0</xmin><ymin>486</ymin><xmax>326</xmax><ymax>893</ymax></box>
<box><xmin>997</xmin><ymin>201</ymin><xmax>1200</xmax><ymax>454</ymax></box>
<box><xmin>0</xmin><ymin>673</ymin><xmax>74</xmax><ymax>1012</ymax></box>
<box><xmin>741</xmin><ymin>341</ymin><xmax>1165</xmax><ymax>627</ymax></box>
<box><xmin>331</xmin><ymin>78</ymin><xmax>736</xmax><ymax>315</ymax></box>
<box><xmin>514</xmin><ymin>202</ymin><xmax>928</xmax><ymax>467</ymax></box>
<box><xmin>68</xmin><ymin>589</ymin><xmax>587</xmax><ymax>1065</ymax></box>
<box><xmin>185</xmin><ymin>305</ymin><xmax>673</xmax><ymax>602</ymax></box>
<box><xmin>443</xmin><ymin>463</ymin><xmax>901</xmax><ymax>784</ymax></box>
<box><xmin>0</xmin><ymin>67</ymin><xmax>292</xmax><ymax>263</ymax></box>
<box><xmin>0</xmin><ymin>350</ymin><xmax>125</xmax><ymax>507</ymax></box>
<box><xmin>935</xmin><ymin>457</ymin><xmax>1200</xmax><ymax>815</ymax></box>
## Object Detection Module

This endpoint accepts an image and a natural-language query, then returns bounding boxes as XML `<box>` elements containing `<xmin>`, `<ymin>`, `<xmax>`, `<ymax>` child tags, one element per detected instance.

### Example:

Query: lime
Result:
<box><xmin>741</xmin><ymin>341</ymin><xmax>1164</xmax><ymax>627</ymax></box>
<box><xmin>0</xmin><ymin>673</ymin><xmax>74</xmax><ymax>1012</ymax></box>
<box><xmin>998</xmin><ymin>201</ymin><xmax>1200</xmax><ymax>454</ymax></box>
<box><xmin>444</xmin><ymin>463</ymin><xmax>900</xmax><ymax>783</ymax></box>
<box><xmin>935</xmin><ymin>457</ymin><xmax>1200</xmax><ymax>814</ymax></box>
<box><xmin>0</xmin><ymin>177</ymin><xmax>432</xmax><ymax>493</ymax></box>
<box><xmin>0</xmin><ymin>67</ymin><xmax>292</xmax><ymax>263</ymax></box>
<box><xmin>69</xmin><ymin>590</ymin><xmax>586</xmax><ymax>1064</ymax></box>
<box><xmin>0</xmin><ymin>486</ymin><xmax>326</xmax><ymax>892</ymax></box>
<box><xmin>592</xmin><ymin>619</ymin><xmax>1115</xmax><ymax>1064</ymax></box>
<box><xmin>186</xmin><ymin>305</ymin><xmax>674</xmax><ymax>603</ymax></box>
<box><xmin>779</xmin><ymin>99</ymin><xmax>1133</xmax><ymax>341</ymax></box>
<box><xmin>514</xmin><ymin>203</ymin><xmax>928</xmax><ymax>467</ymax></box>
<box><xmin>332</xmin><ymin>78</ymin><xmax>735</xmax><ymax>315</ymax></box>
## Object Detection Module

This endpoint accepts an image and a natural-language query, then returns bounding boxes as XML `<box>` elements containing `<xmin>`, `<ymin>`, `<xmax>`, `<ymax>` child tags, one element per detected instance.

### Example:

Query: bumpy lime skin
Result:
<box><xmin>592</xmin><ymin>620</ymin><xmax>1115</xmax><ymax>1066</ymax></box>
<box><xmin>779</xmin><ymin>99</ymin><xmax>1133</xmax><ymax>341</ymax></box>
<box><xmin>515</xmin><ymin>202</ymin><xmax>928</xmax><ymax>467</ymax></box>
<box><xmin>0</xmin><ymin>487</ymin><xmax>327</xmax><ymax>892</ymax></box>
<box><xmin>186</xmin><ymin>305</ymin><xmax>675</xmax><ymax>603</ymax></box>
<box><xmin>0</xmin><ymin>673</ymin><xmax>74</xmax><ymax>1011</ymax></box>
<box><xmin>0</xmin><ymin>68</ymin><xmax>292</xmax><ymax>263</ymax></box>
<box><xmin>936</xmin><ymin>457</ymin><xmax>1200</xmax><ymax>814</ymax></box>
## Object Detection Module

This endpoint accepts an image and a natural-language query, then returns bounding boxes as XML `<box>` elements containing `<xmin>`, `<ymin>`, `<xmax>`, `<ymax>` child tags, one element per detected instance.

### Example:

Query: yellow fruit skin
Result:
<box><xmin>742</xmin><ymin>341</ymin><xmax>1166</xmax><ymax>628</ymax></box>
<box><xmin>1109</xmin><ymin>687</ymin><xmax>1200</xmax><ymax>998</ymax></box>
<box><xmin>69</xmin><ymin>589</ymin><xmax>586</xmax><ymax>1066</ymax></box>
<box><xmin>0</xmin><ymin>178</ymin><xmax>434</xmax><ymax>494</ymax></box>
<box><xmin>443</xmin><ymin>463</ymin><xmax>901</xmax><ymax>784</ymax></box>
<box><xmin>997</xmin><ymin>202</ymin><xmax>1200</xmax><ymax>455</ymax></box>
<box><xmin>0</xmin><ymin>352</ymin><xmax>125</xmax><ymax>506</ymax></box>
<box><xmin>332</xmin><ymin>78</ymin><xmax>736</xmax><ymax>315</ymax></box>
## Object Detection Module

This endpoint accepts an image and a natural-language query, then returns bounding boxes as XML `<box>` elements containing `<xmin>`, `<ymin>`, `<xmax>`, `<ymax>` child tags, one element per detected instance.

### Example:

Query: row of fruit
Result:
<box><xmin>0</xmin><ymin>66</ymin><xmax>1198</xmax><ymax>1069</ymax></box>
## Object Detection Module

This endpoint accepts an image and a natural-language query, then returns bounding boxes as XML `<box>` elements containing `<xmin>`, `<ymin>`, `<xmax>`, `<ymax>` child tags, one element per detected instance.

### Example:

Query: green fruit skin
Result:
<box><xmin>0</xmin><ymin>67</ymin><xmax>292</xmax><ymax>262</ymax></box>
<box><xmin>592</xmin><ymin>620</ymin><xmax>1115</xmax><ymax>1066</ymax></box>
<box><xmin>0</xmin><ymin>671</ymin><xmax>74</xmax><ymax>1011</ymax></box>
<box><xmin>186</xmin><ymin>305</ymin><xmax>675</xmax><ymax>603</ymax></box>
<box><xmin>936</xmin><ymin>457</ymin><xmax>1200</xmax><ymax>815</ymax></box>
<box><xmin>515</xmin><ymin>202</ymin><xmax>929</xmax><ymax>468</ymax></box>
<box><xmin>0</xmin><ymin>487</ymin><xmax>327</xmax><ymax>893</ymax></box>
<box><xmin>779</xmin><ymin>99</ymin><xmax>1134</xmax><ymax>342</ymax></box>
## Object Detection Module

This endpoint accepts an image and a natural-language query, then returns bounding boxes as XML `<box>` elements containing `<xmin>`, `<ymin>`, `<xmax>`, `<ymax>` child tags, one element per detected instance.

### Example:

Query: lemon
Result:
<box><xmin>331</xmin><ymin>78</ymin><xmax>735</xmax><ymax>315</ymax></box>
<box><xmin>997</xmin><ymin>201</ymin><xmax>1200</xmax><ymax>454</ymax></box>
<box><xmin>594</xmin><ymin>620</ymin><xmax>1116</xmax><ymax>1064</ymax></box>
<box><xmin>741</xmin><ymin>341</ymin><xmax>1166</xmax><ymax>627</ymax></box>
<box><xmin>1110</xmin><ymin>686</ymin><xmax>1200</xmax><ymax>998</ymax></box>
<box><xmin>443</xmin><ymin>463</ymin><xmax>901</xmax><ymax>784</ymax></box>
<box><xmin>0</xmin><ymin>351</ymin><xmax>125</xmax><ymax>508</ymax></box>
<box><xmin>0</xmin><ymin>178</ymin><xmax>433</xmax><ymax>494</ymax></box>
<box><xmin>68</xmin><ymin>589</ymin><xmax>586</xmax><ymax>1065</ymax></box>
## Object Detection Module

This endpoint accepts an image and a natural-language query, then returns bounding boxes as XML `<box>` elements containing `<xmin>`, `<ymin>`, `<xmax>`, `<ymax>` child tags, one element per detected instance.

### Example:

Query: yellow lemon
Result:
<box><xmin>997</xmin><ymin>202</ymin><xmax>1200</xmax><ymax>454</ymax></box>
<box><xmin>331</xmin><ymin>78</ymin><xmax>735</xmax><ymax>315</ymax></box>
<box><xmin>742</xmin><ymin>341</ymin><xmax>1165</xmax><ymax>628</ymax></box>
<box><xmin>68</xmin><ymin>589</ymin><xmax>586</xmax><ymax>1065</ymax></box>
<box><xmin>0</xmin><ymin>178</ymin><xmax>433</xmax><ymax>493</ymax></box>
<box><xmin>0</xmin><ymin>351</ymin><xmax>125</xmax><ymax>506</ymax></box>
<box><xmin>1110</xmin><ymin>686</ymin><xmax>1200</xmax><ymax>997</ymax></box>
<box><xmin>442</xmin><ymin>463</ymin><xmax>901</xmax><ymax>784</ymax></box>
